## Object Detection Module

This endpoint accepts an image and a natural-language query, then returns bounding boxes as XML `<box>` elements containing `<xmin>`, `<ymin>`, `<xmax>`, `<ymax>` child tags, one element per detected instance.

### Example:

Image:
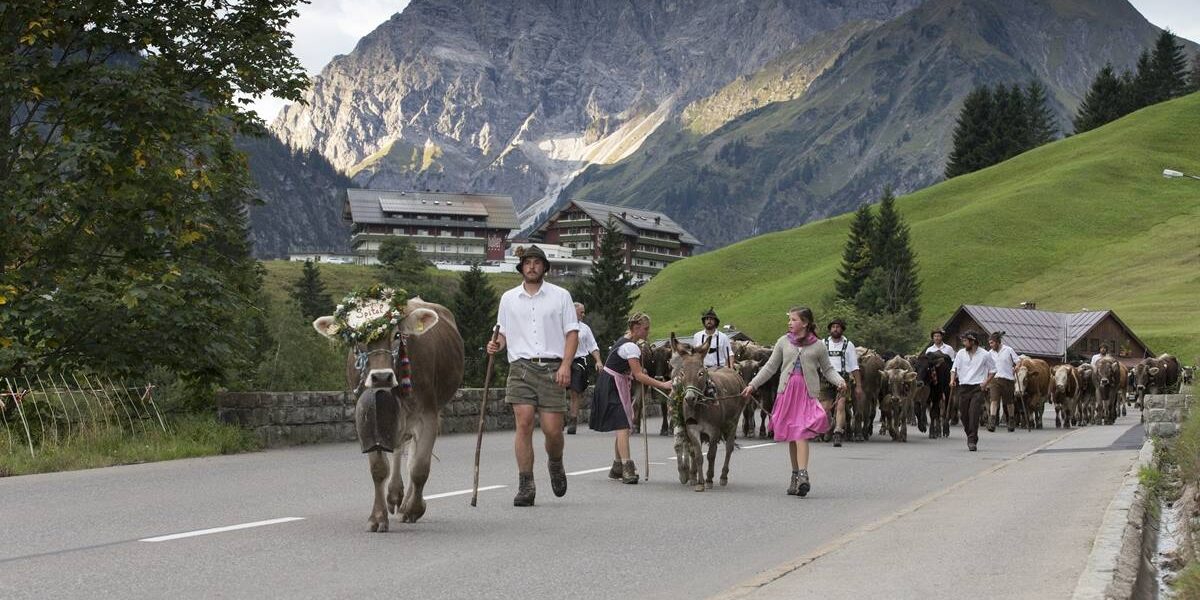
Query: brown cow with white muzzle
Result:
<box><xmin>881</xmin><ymin>356</ymin><xmax>917</xmax><ymax>442</ymax></box>
<box><xmin>1092</xmin><ymin>356</ymin><xmax>1122</xmax><ymax>425</ymax></box>
<box><xmin>1050</xmin><ymin>364</ymin><xmax>1079</xmax><ymax>428</ymax></box>
<box><xmin>1013</xmin><ymin>357</ymin><xmax>1051</xmax><ymax>430</ymax></box>
<box><xmin>314</xmin><ymin>295</ymin><xmax>464</xmax><ymax>532</ymax></box>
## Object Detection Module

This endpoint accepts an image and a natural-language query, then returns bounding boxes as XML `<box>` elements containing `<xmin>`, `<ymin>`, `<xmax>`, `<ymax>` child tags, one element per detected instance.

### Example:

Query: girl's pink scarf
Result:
<box><xmin>787</xmin><ymin>332</ymin><xmax>818</xmax><ymax>347</ymax></box>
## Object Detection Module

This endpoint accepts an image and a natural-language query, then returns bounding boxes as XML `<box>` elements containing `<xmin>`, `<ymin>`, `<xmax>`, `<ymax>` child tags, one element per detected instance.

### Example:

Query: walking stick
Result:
<box><xmin>471</xmin><ymin>325</ymin><xmax>501</xmax><ymax>507</ymax></box>
<box><xmin>641</xmin><ymin>382</ymin><xmax>650</xmax><ymax>481</ymax></box>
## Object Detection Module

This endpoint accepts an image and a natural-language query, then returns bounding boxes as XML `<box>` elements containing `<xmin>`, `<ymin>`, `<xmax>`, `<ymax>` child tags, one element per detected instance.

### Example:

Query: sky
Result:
<box><xmin>246</xmin><ymin>0</ymin><xmax>1200</xmax><ymax>123</ymax></box>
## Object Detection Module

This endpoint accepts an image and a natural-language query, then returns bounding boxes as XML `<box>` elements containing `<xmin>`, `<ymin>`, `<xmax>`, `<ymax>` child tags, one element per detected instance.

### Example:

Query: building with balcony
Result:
<box><xmin>533</xmin><ymin>200</ymin><xmax>701</xmax><ymax>282</ymax></box>
<box><xmin>344</xmin><ymin>189</ymin><xmax>518</xmax><ymax>265</ymax></box>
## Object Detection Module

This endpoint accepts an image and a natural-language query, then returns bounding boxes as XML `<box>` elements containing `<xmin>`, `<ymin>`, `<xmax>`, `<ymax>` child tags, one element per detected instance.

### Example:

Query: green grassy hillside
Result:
<box><xmin>634</xmin><ymin>92</ymin><xmax>1200</xmax><ymax>361</ymax></box>
<box><xmin>259</xmin><ymin>261</ymin><xmax>522</xmax><ymax>309</ymax></box>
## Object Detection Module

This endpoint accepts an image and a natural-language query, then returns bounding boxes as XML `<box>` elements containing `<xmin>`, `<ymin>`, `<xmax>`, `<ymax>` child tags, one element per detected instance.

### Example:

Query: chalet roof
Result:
<box><xmin>943</xmin><ymin>305</ymin><xmax>1152</xmax><ymax>358</ymax></box>
<box><xmin>562</xmin><ymin>200</ymin><xmax>702</xmax><ymax>246</ymax></box>
<box><xmin>345</xmin><ymin>189</ymin><xmax>518</xmax><ymax>229</ymax></box>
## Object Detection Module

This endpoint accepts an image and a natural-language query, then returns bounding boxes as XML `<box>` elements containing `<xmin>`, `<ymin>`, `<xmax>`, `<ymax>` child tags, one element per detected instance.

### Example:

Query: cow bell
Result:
<box><xmin>357</xmin><ymin>388</ymin><xmax>400</xmax><ymax>454</ymax></box>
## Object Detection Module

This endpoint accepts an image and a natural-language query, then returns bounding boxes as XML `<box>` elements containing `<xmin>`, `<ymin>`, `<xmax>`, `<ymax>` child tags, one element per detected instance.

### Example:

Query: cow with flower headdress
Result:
<box><xmin>313</xmin><ymin>285</ymin><xmax>464</xmax><ymax>532</ymax></box>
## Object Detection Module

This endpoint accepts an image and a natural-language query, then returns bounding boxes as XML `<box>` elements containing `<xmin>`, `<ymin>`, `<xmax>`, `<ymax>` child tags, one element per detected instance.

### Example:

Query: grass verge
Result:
<box><xmin>1169</xmin><ymin>384</ymin><xmax>1199</xmax><ymax>599</ymax></box>
<box><xmin>0</xmin><ymin>414</ymin><xmax>261</xmax><ymax>477</ymax></box>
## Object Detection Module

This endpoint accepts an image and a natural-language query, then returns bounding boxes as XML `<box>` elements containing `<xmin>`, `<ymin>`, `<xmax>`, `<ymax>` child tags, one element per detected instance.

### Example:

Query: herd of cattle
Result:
<box><xmin>311</xmin><ymin>297</ymin><xmax>1188</xmax><ymax>530</ymax></box>
<box><xmin>635</xmin><ymin>337</ymin><xmax>1186</xmax><ymax>448</ymax></box>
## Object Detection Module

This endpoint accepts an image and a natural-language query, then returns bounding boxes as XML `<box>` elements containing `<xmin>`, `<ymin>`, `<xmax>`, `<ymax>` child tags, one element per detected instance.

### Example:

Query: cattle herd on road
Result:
<box><xmin>312</xmin><ymin>297</ymin><xmax>1186</xmax><ymax>531</ymax></box>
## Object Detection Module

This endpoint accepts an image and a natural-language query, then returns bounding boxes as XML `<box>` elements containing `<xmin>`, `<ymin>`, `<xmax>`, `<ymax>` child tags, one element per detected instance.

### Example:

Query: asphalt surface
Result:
<box><xmin>0</xmin><ymin>409</ymin><xmax>1143</xmax><ymax>599</ymax></box>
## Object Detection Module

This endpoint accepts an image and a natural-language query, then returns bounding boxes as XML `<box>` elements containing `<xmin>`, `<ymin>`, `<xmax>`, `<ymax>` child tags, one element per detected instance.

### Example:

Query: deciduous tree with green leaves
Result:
<box><xmin>0</xmin><ymin>1</ymin><xmax>307</xmax><ymax>387</ymax></box>
<box><xmin>573</xmin><ymin>217</ymin><xmax>636</xmax><ymax>350</ymax></box>
<box><xmin>376</xmin><ymin>237</ymin><xmax>432</xmax><ymax>289</ymax></box>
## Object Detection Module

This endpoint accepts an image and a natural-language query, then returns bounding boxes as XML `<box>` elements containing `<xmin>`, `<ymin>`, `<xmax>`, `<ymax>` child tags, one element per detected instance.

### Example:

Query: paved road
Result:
<box><xmin>0</xmin><ymin>410</ymin><xmax>1142</xmax><ymax>599</ymax></box>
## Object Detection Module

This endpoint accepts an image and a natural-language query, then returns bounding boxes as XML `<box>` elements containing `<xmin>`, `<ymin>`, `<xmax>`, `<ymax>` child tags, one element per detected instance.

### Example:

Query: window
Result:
<box><xmin>417</xmin><ymin>229</ymin><xmax>429</xmax><ymax>236</ymax></box>
<box><xmin>462</xmin><ymin>231</ymin><xmax>475</xmax><ymax>238</ymax></box>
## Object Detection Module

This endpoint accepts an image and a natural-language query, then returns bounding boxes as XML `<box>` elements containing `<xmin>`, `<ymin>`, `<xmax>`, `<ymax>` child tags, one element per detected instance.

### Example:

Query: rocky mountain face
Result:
<box><xmin>240</xmin><ymin>134</ymin><xmax>353</xmax><ymax>259</ymax></box>
<box><xmin>561</xmin><ymin>0</ymin><xmax>1180</xmax><ymax>248</ymax></box>
<box><xmin>270</xmin><ymin>0</ymin><xmax>924</xmax><ymax>226</ymax></box>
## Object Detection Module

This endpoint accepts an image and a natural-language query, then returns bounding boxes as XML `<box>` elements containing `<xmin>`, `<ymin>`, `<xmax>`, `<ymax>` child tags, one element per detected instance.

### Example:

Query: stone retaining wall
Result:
<box><xmin>216</xmin><ymin>388</ymin><xmax>665</xmax><ymax>447</ymax></box>
<box><xmin>1143</xmin><ymin>393</ymin><xmax>1195</xmax><ymax>438</ymax></box>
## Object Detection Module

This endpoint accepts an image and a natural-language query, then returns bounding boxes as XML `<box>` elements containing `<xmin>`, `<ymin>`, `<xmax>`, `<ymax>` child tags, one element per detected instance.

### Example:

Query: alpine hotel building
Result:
<box><xmin>344</xmin><ymin>189</ymin><xmax>518</xmax><ymax>264</ymax></box>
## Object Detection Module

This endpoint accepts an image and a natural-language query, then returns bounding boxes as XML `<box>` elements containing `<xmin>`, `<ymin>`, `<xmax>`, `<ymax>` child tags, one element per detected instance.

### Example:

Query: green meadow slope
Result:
<box><xmin>635</xmin><ymin>92</ymin><xmax>1200</xmax><ymax>360</ymax></box>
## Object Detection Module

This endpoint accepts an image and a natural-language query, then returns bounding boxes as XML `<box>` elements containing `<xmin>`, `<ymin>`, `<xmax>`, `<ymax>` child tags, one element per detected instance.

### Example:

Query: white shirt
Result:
<box><xmin>952</xmin><ymin>347</ymin><xmax>996</xmax><ymax>386</ymax></box>
<box><xmin>616</xmin><ymin>341</ymin><xmax>641</xmax><ymax>360</ymax></box>
<box><xmin>824</xmin><ymin>336</ymin><xmax>859</xmax><ymax>373</ymax></box>
<box><xmin>989</xmin><ymin>344</ymin><xmax>1020</xmax><ymax>380</ymax></box>
<box><xmin>497</xmin><ymin>281</ymin><xmax>579</xmax><ymax>363</ymax></box>
<box><xmin>575</xmin><ymin>322</ymin><xmax>600</xmax><ymax>359</ymax></box>
<box><xmin>1090</xmin><ymin>353</ymin><xmax>1110</xmax><ymax>367</ymax></box>
<box><xmin>925</xmin><ymin>342</ymin><xmax>956</xmax><ymax>356</ymax></box>
<box><xmin>692</xmin><ymin>330</ymin><xmax>732</xmax><ymax>368</ymax></box>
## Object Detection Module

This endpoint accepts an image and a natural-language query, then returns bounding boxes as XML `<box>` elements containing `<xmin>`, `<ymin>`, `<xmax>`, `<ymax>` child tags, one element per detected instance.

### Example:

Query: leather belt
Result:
<box><xmin>526</xmin><ymin>357</ymin><xmax>562</xmax><ymax>365</ymax></box>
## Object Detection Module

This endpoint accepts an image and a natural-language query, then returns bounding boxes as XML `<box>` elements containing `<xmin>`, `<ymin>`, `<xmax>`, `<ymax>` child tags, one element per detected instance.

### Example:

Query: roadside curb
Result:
<box><xmin>1070</xmin><ymin>438</ymin><xmax>1156</xmax><ymax>600</ymax></box>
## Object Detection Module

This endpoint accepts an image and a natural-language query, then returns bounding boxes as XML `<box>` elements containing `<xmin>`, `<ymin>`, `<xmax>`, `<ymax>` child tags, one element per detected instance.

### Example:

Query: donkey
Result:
<box><xmin>669</xmin><ymin>333</ymin><xmax>747</xmax><ymax>492</ymax></box>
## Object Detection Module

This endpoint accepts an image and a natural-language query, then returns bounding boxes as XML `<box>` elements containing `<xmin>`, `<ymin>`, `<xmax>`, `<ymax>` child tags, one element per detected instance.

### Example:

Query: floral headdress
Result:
<box><xmin>329</xmin><ymin>284</ymin><xmax>408</xmax><ymax>345</ymax></box>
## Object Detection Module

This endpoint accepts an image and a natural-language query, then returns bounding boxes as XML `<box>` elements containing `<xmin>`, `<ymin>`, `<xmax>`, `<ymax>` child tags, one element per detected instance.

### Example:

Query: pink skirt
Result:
<box><xmin>771</xmin><ymin>369</ymin><xmax>829</xmax><ymax>442</ymax></box>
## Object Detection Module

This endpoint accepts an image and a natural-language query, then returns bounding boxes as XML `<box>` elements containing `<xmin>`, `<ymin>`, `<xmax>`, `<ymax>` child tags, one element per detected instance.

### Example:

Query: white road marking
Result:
<box><xmin>567</xmin><ymin>466</ymin><xmax>614</xmax><ymax>476</ymax></box>
<box><xmin>741</xmin><ymin>443</ymin><xmax>777</xmax><ymax>449</ymax></box>
<box><xmin>139</xmin><ymin>517</ymin><xmax>304</xmax><ymax>542</ymax></box>
<box><xmin>425</xmin><ymin>485</ymin><xmax>506</xmax><ymax>500</ymax></box>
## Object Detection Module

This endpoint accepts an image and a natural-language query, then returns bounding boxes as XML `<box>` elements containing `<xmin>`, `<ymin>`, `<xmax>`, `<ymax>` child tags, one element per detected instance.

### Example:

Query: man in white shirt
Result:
<box><xmin>487</xmin><ymin>245</ymin><xmax>579</xmax><ymax>507</ymax></box>
<box><xmin>925</xmin><ymin>329</ymin><xmax>956</xmax><ymax>356</ymax></box>
<box><xmin>822</xmin><ymin>318</ymin><xmax>864</xmax><ymax>447</ymax></box>
<box><xmin>567</xmin><ymin>302</ymin><xmax>602</xmax><ymax>435</ymax></box>
<box><xmin>986</xmin><ymin>331</ymin><xmax>1020</xmax><ymax>432</ymax></box>
<box><xmin>1090</xmin><ymin>343</ymin><xmax>1111</xmax><ymax>367</ymax></box>
<box><xmin>692</xmin><ymin>307</ymin><xmax>732</xmax><ymax>368</ymax></box>
<box><xmin>950</xmin><ymin>331</ymin><xmax>996</xmax><ymax>452</ymax></box>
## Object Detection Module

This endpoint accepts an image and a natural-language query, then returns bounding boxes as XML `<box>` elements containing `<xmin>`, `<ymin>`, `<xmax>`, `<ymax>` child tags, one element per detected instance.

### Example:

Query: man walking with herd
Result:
<box><xmin>950</xmin><ymin>331</ymin><xmax>996</xmax><ymax>452</ymax></box>
<box><xmin>487</xmin><ymin>245</ymin><xmax>579</xmax><ymax>507</ymax></box>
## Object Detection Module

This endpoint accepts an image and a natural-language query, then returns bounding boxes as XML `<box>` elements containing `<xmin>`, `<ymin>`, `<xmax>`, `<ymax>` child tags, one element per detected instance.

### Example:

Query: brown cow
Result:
<box><xmin>670</xmin><ymin>333</ymin><xmax>747</xmax><ymax>491</ymax></box>
<box><xmin>633</xmin><ymin>339</ymin><xmax>673</xmax><ymax>435</ymax></box>
<box><xmin>1075</xmin><ymin>363</ymin><xmax>1095</xmax><ymax>425</ymax></box>
<box><xmin>1013</xmin><ymin>357</ymin><xmax>1051</xmax><ymax>430</ymax></box>
<box><xmin>314</xmin><ymin>297</ymin><xmax>464</xmax><ymax>533</ymax></box>
<box><xmin>1050</xmin><ymin>364</ymin><xmax>1079</xmax><ymax>429</ymax></box>
<box><xmin>734</xmin><ymin>341</ymin><xmax>774</xmax><ymax>438</ymax></box>
<box><xmin>854</xmin><ymin>349</ymin><xmax>885</xmax><ymax>442</ymax></box>
<box><xmin>1093</xmin><ymin>356</ymin><xmax>1123</xmax><ymax>425</ymax></box>
<box><xmin>881</xmin><ymin>356</ymin><xmax>917</xmax><ymax>442</ymax></box>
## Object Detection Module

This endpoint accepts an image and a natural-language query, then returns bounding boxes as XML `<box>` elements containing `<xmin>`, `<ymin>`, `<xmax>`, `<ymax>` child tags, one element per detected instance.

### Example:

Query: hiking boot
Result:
<box><xmin>608</xmin><ymin>460</ymin><xmax>623</xmax><ymax>480</ymax></box>
<box><xmin>786</xmin><ymin>472</ymin><xmax>801</xmax><ymax>496</ymax></box>
<box><xmin>621</xmin><ymin>460</ymin><xmax>639</xmax><ymax>484</ymax></box>
<box><xmin>986</xmin><ymin>415</ymin><xmax>996</xmax><ymax>432</ymax></box>
<box><xmin>968</xmin><ymin>442</ymin><xmax>978</xmax><ymax>452</ymax></box>
<box><xmin>832</xmin><ymin>431</ymin><xmax>843</xmax><ymax>447</ymax></box>
<box><xmin>796</xmin><ymin>471</ymin><xmax>811</xmax><ymax>497</ymax></box>
<box><xmin>513</xmin><ymin>472</ymin><xmax>536</xmax><ymax>507</ymax></box>
<box><xmin>566</xmin><ymin>416</ymin><xmax>577</xmax><ymax>435</ymax></box>
<box><xmin>548</xmin><ymin>459</ymin><xmax>568</xmax><ymax>497</ymax></box>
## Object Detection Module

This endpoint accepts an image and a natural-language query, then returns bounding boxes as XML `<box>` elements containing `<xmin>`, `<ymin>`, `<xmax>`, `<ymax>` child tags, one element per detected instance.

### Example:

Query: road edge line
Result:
<box><xmin>708</xmin><ymin>427</ymin><xmax>1082</xmax><ymax>600</ymax></box>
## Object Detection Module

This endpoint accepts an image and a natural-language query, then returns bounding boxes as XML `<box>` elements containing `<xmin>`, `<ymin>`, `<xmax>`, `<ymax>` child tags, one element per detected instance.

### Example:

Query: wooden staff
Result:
<box><xmin>641</xmin><ymin>382</ymin><xmax>649</xmax><ymax>481</ymax></box>
<box><xmin>471</xmin><ymin>325</ymin><xmax>502</xmax><ymax>507</ymax></box>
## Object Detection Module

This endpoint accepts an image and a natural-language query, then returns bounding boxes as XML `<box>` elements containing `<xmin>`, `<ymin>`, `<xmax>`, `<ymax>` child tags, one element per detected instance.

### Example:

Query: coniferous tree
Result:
<box><xmin>289</xmin><ymin>260</ymin><xmax>333</xmax><ymax>322</ymax></box>
<box><xmin>1145</xmin><ymin>30</ymin><xmax>1190</xmax><ymax>104</ymax></box>
<box><xmin>945</xmin><ymin>86</ymin><xmax>996</xmax><ymax>178</ymax></box>
<box><xmin>835</xmin><ymin>204</ymin><xmax>875</xmax><ymax>301</ymax></box>
<box><xmin>1074</xmin><ymin>64</ymin><xmax>1128</xmax><ymax>133</ymax></box>
<box><xmin>1024</xmin><ymin>79</ymin><xmax>1058</xmax><ymax>146</ymax></box>
<box><xmin>857</xmin><ymin>188</ymin><xmax>921</xmax><ymax>322</ymax></box>
<box><xmin>992</xmin><ymin>83</ymin><xmax>1030</xmax><ymax>163</ymax></box>
<box><xmin>1188</xmin><ymin>52</ymin><xmax>1200</xmax><ymax>93</ymax></box>
<box><xmin>574</xmin><ymin>217</ymin><xmax>636</xmax><ymax>349</ymax></box>
<box><xmin>1128</xmin><ymin>50</ymin><xmax>1155</xmax><ymax>111</ymax></box>
<box><xmin>453</xmin><ymin>263</ymin><xmax>500</xmax><ymax>387</ymax></box>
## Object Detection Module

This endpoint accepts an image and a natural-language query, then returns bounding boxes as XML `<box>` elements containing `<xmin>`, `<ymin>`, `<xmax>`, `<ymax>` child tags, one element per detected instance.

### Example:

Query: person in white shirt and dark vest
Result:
<box><xmin>950</xmin><ymin>331</ymin><xmax>996</xmax><ymax>452</ymax></box>
<box><xmin>692</xmin><ymin>307</ymin><xmax>732</xmax><ymax>368</ymax></box>
<box><xmin>588</xmin><ymin>312</ymin><xmax>674</xmax><ymax>484</ymax></box>
<box><xmin>486</xmin><ymin>245</ymin><xmax>579</xmax><ymax>507</ymax></box>
<box><xmin>566</xmin><ymin>302</ymin><xmax>602</xmax><ymax>435</ymax></box>
<box><xmin>986</xmin><ymin>330</ymin><xmax>1020</xmax><ymax>432</ymax></box>
<box><xmin>821</xmin><ymin>318</ymin><xmax>864</xmax><ymax>448</ymax></box>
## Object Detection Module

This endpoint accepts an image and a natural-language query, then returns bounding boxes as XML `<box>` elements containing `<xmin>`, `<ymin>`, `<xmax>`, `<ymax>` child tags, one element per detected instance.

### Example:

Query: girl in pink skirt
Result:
<box><xmin>742</xmin><ymin>307</ymin><xmax>846</xmax><ymax>496</ymax></box>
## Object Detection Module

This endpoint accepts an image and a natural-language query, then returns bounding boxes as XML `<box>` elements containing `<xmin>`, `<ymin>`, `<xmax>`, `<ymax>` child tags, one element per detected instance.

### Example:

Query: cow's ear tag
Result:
<box><xmin>417</xmin><ymin>322</ymin><xmax>425</xmax><ymax>333</ymax></box>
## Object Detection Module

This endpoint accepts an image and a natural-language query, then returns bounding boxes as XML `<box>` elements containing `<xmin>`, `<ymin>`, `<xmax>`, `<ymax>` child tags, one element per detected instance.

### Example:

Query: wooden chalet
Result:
<box><xmin>941</xmin><ymin>304</ymin><xmax>1153</xmax><ymax>366</ymax></box>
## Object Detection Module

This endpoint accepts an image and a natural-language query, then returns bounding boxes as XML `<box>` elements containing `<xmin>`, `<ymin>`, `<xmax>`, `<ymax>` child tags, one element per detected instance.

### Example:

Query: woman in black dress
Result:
<box><xmin>589</xmin><ymin>312</ymin><xmax>674</xmax><ymax>484</ymax></box>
